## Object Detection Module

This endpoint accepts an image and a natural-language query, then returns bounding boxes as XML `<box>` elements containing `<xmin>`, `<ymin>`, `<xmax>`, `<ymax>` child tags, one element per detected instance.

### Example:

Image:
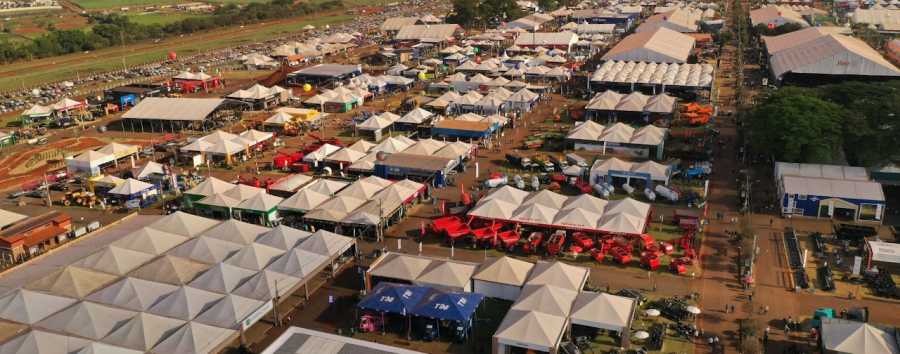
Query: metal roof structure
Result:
<box><xmin>602</xmin><ymin>28</ymin><xmax>696</xmax><ymax>63</ymax></box>
<box><xmin>774</xmin><ymin>162</ymin><xmax>869</xmax><ymax>181</ymax></box>
<box><xmin>636</xmin><ymin>9</ymin><xmax>702</xmax><ymax>33</ymax></box>
<box><xmin>122</xmin><ymin>98</ymin><xmax>225</xmax><ymax>121</ymax></box>
<box><xmin>781</xmin><ymin>175</ymin><xmax>885</xmax><ymax>202</ymax></box>
<box><xmin>261</xmin><ymin>327</ymin><xmax>425</xmax><ymax>354</ymax></box>
<box><xmin>763</xmin><ymin>28</ymin><xmax>900</xmax><ymax>79</ymax></box>
<box><xmin>590</xmin><ymin>60</ymin><xmax>714</xmax><ymax>89</ymax></box>
<box><xmin>749</xmin><ymin>5</ymin><xmax>808</xmax><ymax>27</ymax></box>
<box><xmin>394</xmin><ymin>24</ymin><xmax>460</xmax><ymax>41</ymax></box>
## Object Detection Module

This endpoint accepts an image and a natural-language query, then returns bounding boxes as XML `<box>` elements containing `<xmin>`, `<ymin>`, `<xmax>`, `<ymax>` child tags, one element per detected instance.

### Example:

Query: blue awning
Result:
<box><xmin>411</xmin><ymin>288</ymin><xmax>483</xmax><ymax>322</ymax></box>
<box><xmin>357</xmin><ymin>282</ymin><xmax>429</xmax><ymax>315</ymax></box>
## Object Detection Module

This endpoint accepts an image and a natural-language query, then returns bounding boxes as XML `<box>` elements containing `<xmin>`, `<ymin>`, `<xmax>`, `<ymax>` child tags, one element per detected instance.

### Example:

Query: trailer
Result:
<box><xmin>549</xmin><ymin>155</ymin><xmax>569</xmax><ymax>170</ymax></box>
<box><xmin>609</xmin><ymin>247</ymin><xmax>632</xmax><ymax>264</ymax></box>
<box><xmin>469</xmin><ymin>224</ymin><xmax>502</xmax><ymax>244</ymax></box>
<box><xmin>640</xmin><ymin>252</ymin><xmax>660</xmax><ymax>270</ymax></box>
<box><xmin>672</xmin><ymin>210</ymin><xmax>700</xmax><ymax>223</ymax></box>
<box><xmin>588</xmin><ymin>247</ymin><xmax>606</xmax><ymax>264</ymax></box>
<box><xmin>523</xmin><ymin>231</ymin><xmax>543</xmax><ymax>254</ymax></box>
<box><xmin>546</xmin><ymin>230</ymin><xmax>566</xmax><ymax>257</ymax></box>
<box><xmin>523</xmin><ymin>139</ymin><xmax>544</xmax><ymax>149</ymax></box>
<box><xmin>566</xmin><ymin>153</ymin><xmax>588</xmax><ymax>168</ymax></box>
<box><xmin>483</xmin><ymin>230</ymin><xmax>521</xmax><ymax>252</ymax></box>
<box><xmin>571</xmin><ymin>232</ymin><xmax>594</xmax><ymax>249</ymax></box>
<box><xmin>677</xmin><ymin>218</ymin><xmax>700</xmax><ymax>232</ymax></box>
<box><xmin>430</xmin><ymin>216</ymin><xmax>462</xmax><ymax>234</ymax></box>
<box><xmin>444</xmin><ymin>223</ymin><xmax>473</xmax><ymax>244</ymax></box>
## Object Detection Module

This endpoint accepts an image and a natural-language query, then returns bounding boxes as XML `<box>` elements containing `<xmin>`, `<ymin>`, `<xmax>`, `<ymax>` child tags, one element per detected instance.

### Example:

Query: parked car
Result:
<box><xmin>7</xmin><ymin>190</ymin><xmax>27</xmax><ymax>199</ymax></box>
<box><xmin>28</xmin><ymin>190</ymin><xmax>47</xmax><ymax>198</ymax></box>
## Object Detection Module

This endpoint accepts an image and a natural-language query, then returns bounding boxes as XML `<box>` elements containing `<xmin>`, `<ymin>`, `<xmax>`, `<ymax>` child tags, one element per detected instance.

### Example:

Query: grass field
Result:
<box><xmin>0</xmin><ymin>12</ymin><xmax>356</xmax><ymax>92</ymax></box>
<box><xmin>125</xmin><ymin>11</ymin><xmax>208</xmax><ymax>25</ymax></box>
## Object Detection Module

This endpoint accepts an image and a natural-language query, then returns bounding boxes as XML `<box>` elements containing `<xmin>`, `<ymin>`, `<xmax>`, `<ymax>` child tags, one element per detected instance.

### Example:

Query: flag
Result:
<box><xmin>421</xmin><ymin>220</ymin><xmax>425</xmax><ymax>236</ymax></box>
<box><xmin>451</xmin><ymin>244</ymin><xmax>455</xmax><ymax>258</ymax></box>
<box><xmin>130</xmin><ymin>155</ymin><xmax>136</xmax><ymax>169</ymax></box>
<box><xmin>397</xmin><ymin>239</ymin><xmax>401</xmax><ymax>251</ymax></box>
<box><xmin>418</xmin><ymin>242</ymin><xmax>422</xmax><ymax>254</ymax></box>
<box><xmin>475</xmin><ymin>162</ymin><xmax>479</xmax><ymax>179</ymax></box>
<box><xmin>442</xmin><ymin>200</ymin><xmax>446</xmax><ymax>215</ymax></box>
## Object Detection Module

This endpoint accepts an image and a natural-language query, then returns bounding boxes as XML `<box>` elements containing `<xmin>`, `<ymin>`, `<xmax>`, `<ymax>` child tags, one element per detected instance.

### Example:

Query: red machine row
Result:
<box><xmin>427</xmin><ymin>208</ymin><xmax>702</xmax><ymax>274</ymax></box>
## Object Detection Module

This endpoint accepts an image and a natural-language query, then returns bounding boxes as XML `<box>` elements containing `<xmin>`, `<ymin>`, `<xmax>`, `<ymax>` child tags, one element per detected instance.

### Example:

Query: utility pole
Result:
<box><xmin>378</xmin><ymin>199</ymin><xmax>384</xmax><ymax>243</ymax></box>
<box><xmin>273</xmin><ymin>279</ymin><xmax>282</xmax><ymax>326</ymax></box>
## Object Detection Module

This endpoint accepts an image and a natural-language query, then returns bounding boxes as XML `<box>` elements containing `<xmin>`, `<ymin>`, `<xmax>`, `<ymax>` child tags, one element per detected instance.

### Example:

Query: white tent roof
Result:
<box><xmin>197</xmin><ymin>193</ymin><xmax>241</xmax><ymax>209</ymax></box>
<box><xmin>0</xmin><ymin>330</ymin><xmax>91</xmax><ymax>354</ymax></box>
<box><xmin>511</xmin><ymin>203</ymin><xmax>559</xmax><ymax>226</ymax></box>
<box><xmin>369</xmin><ymin>253</ymin><xmax>433</xmax><ymax>281</ymax></box>
<box><xmin>277</xmin><ymin>189</ymin><xmax>330</xmax><ymax>214</ymax></box>
<box><xmin>297</xmin><ymin>230</ymin><xmax>352</xmax><ymax>256</ymax></box>
<box><xmin>569</xmin><ymin>292</ymin><xmax>636</xmax><ymax>331</ymax></box>
<box><xmin>526</xmin><ymin>261</ymin><xmax>588</xmax><ymax>291</ymax></box>
<box><xmin>552</xmin><ymin>208</ymin><xmax>602</xmax><ymax>230</ymax></box>
<box><xmin>869</xmin><ymin>241</ymin><xmax>900</xmax><ymax>264</ymax></box>
<box><xmin>185</xmin><ymin>177</ymin><xmax>235</xmax><ymax>198</ymax></box>
<box><xmin>72</xmin><ymin>246</ymin><xmax>156</xmax><ymax>276</ymax></box>
<box><xmin>72</xmin><ymin>342</ymin><xmax>142</xmax><ymax>354</ymax></box>
<box><xmin>372</xmin><ymin>137</ymin><xmax>412</xmax><ymax>154</ymax></box>
<box><xmin>148</xmin><ymin>321</ymin><xmax>235</xmax><ymax>354</ymax></box>
<box><xmin>206</xmin><ymin>139</ymin><xmax>246</xmax><ymax>156</ymax></box>
<box><xmin>510</xmin><ymin>284</ymin><xmax>578</xmax><ymax>317</ymax></box>
<box><xmin>24</xmin><ymin>266</ymin><xmax>117</xmax><ymax>299</ymax></box>
<box><xmin>188</xmin><ymin>263</ymin><xmax>258</xmax><ymax>295</ymax></box>
<box><xmin>35</xmin><ymin>301</ymin><xmax>138</xmax><ymax>340</ymax></box>
<box><xmin>193</xmin><ymin>294</ymin><xmax>264</xmax><ymax>329</ymax></box>
<box><xmin>199</xmin><ymin>219</ymin><xmax>271</xmax><ymax>245</ymax></box>
<box><xmin>85</xmin><ymin>277</ymin><xmax>179</xmax><ymax>311</ymax></box>
<box><xmin>265</xmin><ymin>248</ymin><xmax>329</xmax><ymax>279</ymax></box>
<box><xmin>347</xmin><ymin>140</ymin><xmax>375</xmax><ymax>153</ymax></box>
<box><xmin>597</xmin><ymin>212</ymin><xmax>646</xmax><ymax>236</ymax></box>
<box><xmin>522</xmin><ymin>189</ymin><xmax>569</xmax><ymax>209</ymax></box>
<box><xmin>0</xmin><ymin>289</ymin><xmax>77</xmax><ymax>325</ymax></box>
<box><xmin>472</xmin><ymin>256</ymin><xmax>534</xmax><ymax>286</ymax></box>
<box><xmin>100</xmin><ymin>312</ymin><xmax>187</xmax><ymax>351</ymax></box>
<box><xmin>255</xmin><ymin>225</ymin><xmax>312</xmax><ymax>250</ymax></box>
<box><xmin>234</xmin><ymin>192</ymin><xmax>283</xmax><ymax>213</ymax></box>
<box><xmin>602</xmin><ymin>27</ymin><xmax>695</xmax><ymax>63</ymax></box>
<box><xmin>482</xmin><ymin>185</ymin><xmax>530</xmax><ymax>204</ymax></box>
<box><xmin>468</xmin><ymin>198</ymin><xmax>518</xmax><ymax>220</ymax></box>
<box><xmin>415</xmin><ymin>261</ymin><xmax>478</xmax><ymax>290</ymax></box>
<box><xmin>223</xmin><ymin>243</ymin><xmax>286</xmax><ymax>271</ymax></box>
<box><xmin>181</xmin><ymin>140</ymin><xmax>214</xmax><ymax>153</ymax></box>
<box><xmin>222</xmin><ymin>184</ymin><xmax>264</xmax><ymax>201</ymax></box>
<box><xmin>231</xmin><ymin>269</ymin><xmax>301</xmax><ymax>301</ymax></box>
<box><xmin>305</xmin><ymin>179</ymin><xmax>349</xmax><ymax>195</ymax></box>
<box><xmin>127</xmin><ymin>255</ymin><xmax>212</xmax><ymax>286</ymax></box>
<box><xmin>109</xmin><ymin>227</ymin><xmax>188</xmax><ymax>255</ymax></box>
<box><xmin>494</xmin><ymin>310</ymin><xmax>567</xmax><ymax>352</ymax></box>
<box><xmin>822</xmin><ymin>322</ymin><xmax>900</xmax><ymax>354</ymax></box>
<box><xmin>135</xmin><ymin>161</ymin><xmax>165</xmax><ymax>179</ymax></box>
<box><xmin>562</xmin><ymin>194</ymin><xmax>609</xmax><ymax>215</ymax></box>
<box><xmin>781</xmin><ymin>175</ymin><xmax>885</xmax><ymax>202</ymax></box>
<box><xmin>397</xmin><ymin>108</ymin><xmax>435</xmax><ymax>124</ymax></box>
<box><xmin>165</xmin><ymin>236</ymin><xmax>244</xmax><ymax>264</ymax></box>
<box><xmin>147</xmin><ymin>211</ymin><xmax>221</xmax><ymax>237</ymax></box>
<box><xmin>766</xmin><ymin>29</ymin><xmax>900</xmax><ymax>79</ymax></box>
<box><xmin>325</xmin><ymin>147</ymin><xmax>368</xmax><ymax>164</ymax></box>
<box><xmin>146</xmin><ymin>286</ymin><xmax>224</xmax><ymax>321</ymax></box>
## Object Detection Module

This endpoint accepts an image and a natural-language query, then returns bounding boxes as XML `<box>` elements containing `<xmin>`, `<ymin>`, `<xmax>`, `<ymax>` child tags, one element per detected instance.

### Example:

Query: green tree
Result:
<box><xmin>712</xmin><ymin>31</ymin><xmax>733</xmax><ymax>45</ymax></box>
<box><xmin>821</xmin><ymin>82</ymin><xmax>900</xmax><ymax>166</ymax></box>
<box><xmin>747</xmin><ymin>95</ymin><xmax>845</xmax><ymax>163</ymax></box>
<box><xmin>537</xmin><ymin>0</ymin><xmax>559</xmax><ymax>12</ymax></box>
<box><xmin>447</xmin><ymin>0</ymin><xmax>482</xmax><ymax>28</ymax></box>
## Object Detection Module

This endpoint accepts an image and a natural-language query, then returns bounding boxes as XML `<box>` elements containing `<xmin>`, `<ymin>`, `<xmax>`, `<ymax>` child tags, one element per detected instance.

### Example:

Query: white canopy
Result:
<box><xmin>199</xmin><ymin>219</ymin><xmax>270</xmax><ymax>245</ymax></box>
<box><xmin>0</xmin><ymin>289</ymin><xmax>78</xmax><ymax>325</ymax></box>
<box><xmin>569</xmin><ymin>292</ymin><xmax>636</xmax><ymax>331</ymax></box>
<box><xmin>109</xmin><ymin>227</ymin><xmax>188</xmax><ymax>256</ymax></box>
<box><xmin>472</xmin><ymin>256</ymin><xmax>534</xmax><ymax>286</ymax></box>
<box><xmin>146</xmin><ymin>286</ymin><xmax>224</xmax><ymax>320</ymax></box>
<box><xmin>165</xmin><ymin>236</ymin><xmax>244</xmax><ymax>264</ymax></box>
<box><xmin>185</xmin><ymin>178</ymin><xmax>235</xmax><ymax>198</ymax></box>
<box><xmin>869</xmin><ymin>241</ymin><xmax>900</xmax><ymax>264</ymax></box>
<box><xmin>108</xmin><ymin>178</ymin><xmax>155</xmax><ymax>196</ymax></box>
<box><xmin>35</xmin><ymin>301</ymin><xmax>139</xmax><ymax>340</ymax></box>
<box><xmin>148</xmin><ymin>322</ymin><xmax>235</xmax><ymax>354</ymax></box>
<box><xmin>100</xmin><ymin>312</ymin><xmax>187</xmax><ymax>351</ymax></box>
<box><xmin>494</xmin><ymin>310</ymin><xmax>567</xmax><ymax>352</ymax></box>
<box><xmin>193</xmin><ymin>294</ymin><xmax>265</xmax><ymax>329</ymax></box>
<box><xmin>148</xmin><ymin>211</ymin><xmax>221</xmax><ymax>237</ymax></box>
<box><xmin>85</xmin><ymin>277</ymin><xmax>179</xmax><ymax>311</ymax></box>
<box><xmin>72</xmin><ymin>246</ymin><xmax>156</xmax><ymax>276</ymax></box>
<box><xmin>188</xmin><ymin>263</ymin><xmax>258</xmax><ymax>294</ymax></box>
<box><xmin>822</xmin><ymin>322</ymin><xmax>900</xmax><ymax>354</ymax></box>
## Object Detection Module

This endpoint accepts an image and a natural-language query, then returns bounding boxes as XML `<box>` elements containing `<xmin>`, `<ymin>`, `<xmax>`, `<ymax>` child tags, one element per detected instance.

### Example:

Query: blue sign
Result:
<box><xmin>328</xmin><ymin>295</ymin><xmax>334</xmax><ymax>304</ymax></box>
<box><xmin>358</xmin><ymin>266</ymin><xmax>363</xmax><ymax>274</ymax></box>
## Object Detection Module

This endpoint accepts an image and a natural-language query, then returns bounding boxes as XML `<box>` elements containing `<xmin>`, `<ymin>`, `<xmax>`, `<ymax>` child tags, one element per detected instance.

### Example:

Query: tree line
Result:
<box><xmin>746</xmin><ymin>81</ymin><xmax>900</xmax><ymax>167</ymax></box>
<box><xmin>0</xmin><ymin>0</ymin><xmax>343</xmax><ymax>65</ymax></box>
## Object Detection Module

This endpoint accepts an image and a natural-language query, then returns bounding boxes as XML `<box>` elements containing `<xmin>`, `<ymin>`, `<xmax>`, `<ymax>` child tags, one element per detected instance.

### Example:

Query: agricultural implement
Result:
<box><xmin>571</xmin><ymin>232</ymin><xmax>594</xmax><ymax>249</ymax></box>
<box><xmin>546</xmin><ymin>230</ymin><xmax>566</xmax><ymax>257</ymax></box>
<box><xmin>523</xmin><ymin>231</ymin><xmax>543</xmax><ymax>254</ymax></box>
<box><xmin>443</xmin><ymin>223</ymin><xmax>472</xmax><ymax>244</ymax></box>
<box><xmin>430</xmin><ymin>216</ymin><xmax>462</xmax><ymax>234</ymax></box>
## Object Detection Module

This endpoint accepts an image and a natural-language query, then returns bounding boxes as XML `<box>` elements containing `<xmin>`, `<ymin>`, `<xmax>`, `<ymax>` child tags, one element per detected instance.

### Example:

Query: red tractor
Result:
<box><xmin>546</xmin><ymin>230</ymin><xmax>566</xmax><ymax>257</ymax></box>
<box><xmin>522</xmin><ymin>231</ymin><xmax>543</xmax><ymax>254</ymax></box>
<box><xmin>571</xmin><ymin>232</ymin><xmax>595</xmax><ymax>249</ymax></box>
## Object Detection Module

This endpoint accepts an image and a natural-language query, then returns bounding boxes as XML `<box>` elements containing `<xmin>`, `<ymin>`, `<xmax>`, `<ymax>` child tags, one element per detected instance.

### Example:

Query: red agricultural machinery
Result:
<box><xmin>571</xmin><ymin>232</ymin><xmax>594</xmax><ymax>249</ymax></box>
<box><xmin>443</xmin><ymin>223</ymin><xmax>472</xmax><ymax>244</ymax></box>
<box><xmin>430</xmin><ymin>216</ymin><xmax>462</xmax><ymax>234</ymax></box>
<box><xmin>273</xmin><ymin>151</ymin><xmax>304</xmax><ymax>169</ymax></box>
<box><xmin>677</xmin><ymin>218</ymin><xmax>701</xmax><ymax>232</ymax></box>
<box><xmin>469</xmin><ymin>223</ymin><xmax>503</xmax><ymax>245</ymax></box>
<box><xmin>678</xmin><ymin>230</ymin><xmax>696</xmax><ymax>250</ymax></box>
<box><xmin>546</xmin><ymin>230</ymin><xmax>566</xmax><ymax>257</ymax></box>
<box><xmin>481</xmin><ymin>230</ymin><xmax>521</xmax><ymax>252</ymax></box>
<box><xmin>672</xmin><ymin>209</ymin><xmax>700</xmax><ymax>224</ymax></box>
<box><xmin>522</xmin><ymin>231</ymin><xmax>544</xmax><ymax>254</ymax></box>
<box><xmin>641</xmin><ymin>252</ymin><xmax>660</xmax><ymax>270</ymax></box>
<box><xmin>669</xmin><ymin>256</ymin><xmax>695</xmax><ymax>275</ymax></box>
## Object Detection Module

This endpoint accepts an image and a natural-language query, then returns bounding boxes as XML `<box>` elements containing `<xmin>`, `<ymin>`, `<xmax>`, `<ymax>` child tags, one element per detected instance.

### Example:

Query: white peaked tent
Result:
<box><xmin>165</xmin><ymin>236</ymin><xmax>244</xmax><ymax>264</ymax></box>
<box><xmin>232</xmin><ymin>269</ymin><xmax>301</xmax><ymax>300</ymax></box>
<box><xmin>563</xmin><ymin>194</ymin><xmax>609</xmax><ymax>215</ymax></box>
<box><xmin>146</xmin><ymin>286</ymin><xmax>224</xmax><ymax>320</ymax></box>
<box><xmin>822</xmin><ymin>322</ymin><xmax>900</xmax><ymax>354</ymax></box>
<box><xmin>72</xmin><ymin>246</ymin><xmax>156</xmax><ymax>276</ymax></box>
<box><xmin>108</xmin><ymin>178</ymin><xmax>155</xmax><ymax>195</ymax></box>
<box><xmin>148</xmin><ymin>321</ymin><xmax>235</xmax><ymax>354</ymax></box>
<box><xmin>369</xmin><ymin>253</ymin><xmax>433</xmax><ymax>281</ymax></box>
<box><xmin>631</xmin><ymin>160</ymin><xmax>671</xmax><ymax>183</ymax></box>
<box><xmin>278</xmin><ymin>189</ymin><xmax>331</xmax><ymax>214</ymax></box>
<box><xmin>265</xmin><ymin>248</ymin><xmax>329</xmax><ymax>279</ymax></box>
<box><xmin>483</xmin><ymin>185</ymin><xmax>530</xmax><ymax>204</ymax></box>
<box><xmin>472</xmin><ymin>257</ymin><xmax>535</xmax><ymax>301</ymax></box>
<box><xmin>199</xmin><ymin>219</ymin><xmax>271</xmax><ymax>245</ymax></box>
<box><xmin>147</xmin><ymin>211</ymin><xmax>221</xmax><ymax>237</ymax></box>
<box><xmin>24</xmin><ymin>266</ymin><xmax>118</xmax><ymax>299</ymax></box>
<box><xmin>188</xmin><ymin>263</ymin><xmax>258</xmax><ymax>295</ymax></box>
<box><xmin>526</xmin><ymin>262</ymin><xmax>589</xmax><ymax>291</ymax></box>
<box><xmin>127</xmin><ymin>255</ymin><xmax>212</xmax><ymax>286</ymax></box>
<box><xmin>297</xmin><ymin>230</ymin><xmax>353</xmax><ymax>256</ymax></box>
<box><xmin>511</xmin><ymin>284</ymin><xmax>578</xmax><ymax>317</ymax></box>
<box><xmin>302</xmin><ymin>143</ymin><xmax>341</xmax><ymax>162</ymax></box>
<box><xmin>185</xmin><ymin>177</ymin><xmax>235</xmax><ymax>199</ymax></box>
<box><xmin>468</xmin><ymin>199</ymin><xmax>518</xmax><ymax>221</ymax></box>
<box><xmin>347</xmin><ymin>140</ymin><xmax>375</xmax><ymax>153</ymax></box>
<box><xmin>305</xmin><ymin>178</ymin><xmax>349</xmax><ymax>195</ymax></box>
<box><xmin>0</xmin><ymin>289</ymin><xmax>78</xmax><ymax>325</ymax></box>
<box><xmin>234</xmin><ymin>192</ymin><xmax>283</xmax><ymax>215</ymax></box>
<box><xmin>255</xmin><ymin>225</ymin><xmax>312</xmax><ymax>250</ymax></box>
<box><xmin>222</xmin><ymin>184</ymin><xmax>264</xmax><ymax>201</ymax></box>
<box><xmin>193</xmin><ymin>294</ymin><xmax>265</xmax><ymax>329</ymax></box>
<box><xmin>197</xmin><ymin>193</ymin><xmax>241</xmax><ymax>210</ymax></box>
<box><xmin>110</xmin><ymin>227</ymin><xmax>188</xmax><ymax>255</ymax></box>
<box><xmin>605</xmin><ymin>197</ymin><xmax>652</xmax><ymax>218</ymax></box>
<box><xmin>223</xmin><ymin>243</ymin><xmax>286</xmax><ymax>271</ymax></box>
<box><xmin>181</xmin><ymin>140</ymin><xmax>214</xmax><ymax>153</ymax></box>
<box><xmin>511</xmin><ymin>203</ymin><xmax>559</xmax><ymax>226</ymax></box>
<box><xmin>0</xmin><ymin>330</ymin><xmax>92</xmax><ymax>354</ymax></box>
<box><xmin>569</xmin><ymin>292</ymin><xmax>637</xmax><ymax>332</ymax></box>
<box><xmin>414</xmin><ymin>261</ymin><xmax>478</xmax><ymax>292</ymax></box>
<box><xmin>372</xmin><ymin>136</ymin><xmax>412</xmax><ymax>154</ymax></box>
<box><xmin>135</xmin><ymin>161</ymin><xmax>165</xmax><ymax>179</ymax></box>
<box><xmin>397</xmin><ymin>108</ymin><xmax>435</xmax><ymax>124</ymax></box>
<box><xmin>99</xmin><ymin>312</ymin><xmax>187</xmax><ymax>351</ymax></box>
<box><xmin>72</xmin><ymin>342</ymin><xmax>143</xmax><ymax>354</ymax></box>
<box><xmin>597</xmin><ymin>212</ymin><xmax>646</xmax><ymax>236</ymax></box>
<box><xmin>325</xmin><ymin>147</ymin><xmax>367</xmax><ymax>164</ymax></box>
<box><xmin>522</xmin><ymin>190</ymin><xmax>569</xmax><ymax>209</ymax></box>
<box><xmin>553</xmin><ymin>208</ymin><xmax>602</xmax><ymax>231</ymax></box>
<box><xmin>35</xmin><ymin>301</ymin><xmax>139</xmax><ymax>340</ymax></box>
<box><xmin>85</xmin><ymin>277</ymin><xmax>179</xmax><ymax>311</ymax></box>
<box><xmin>494</xmin><ymin>310</ymin><xmax>568</xmax><ymax>352</ymax></box>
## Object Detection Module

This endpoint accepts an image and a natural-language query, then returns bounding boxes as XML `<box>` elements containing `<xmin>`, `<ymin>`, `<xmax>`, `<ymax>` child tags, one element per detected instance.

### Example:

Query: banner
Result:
<box><xmin>475</xmin><ymin>163</ymin><xmax>479</xmax><ymax>179</ymax></box>
<box><xmin>397</xmin><ymin>238</ymin><xmax>401</xmax><ymax>251</ymax></box>
<box><xmin>828</xmin><ymin>200</ymin><xmax>834</xmax><ymax>217</ymax></box>
<box><xmin>853</xmin><ymin>256</ymin><xmax>862</xmax><ymax>275</ymax></box>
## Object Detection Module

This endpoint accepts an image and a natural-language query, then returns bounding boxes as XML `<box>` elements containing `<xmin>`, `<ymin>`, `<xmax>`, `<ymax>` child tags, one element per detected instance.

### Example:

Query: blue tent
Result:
<box><xmin>357</xmin><ymin>282</ymin><xmax>428</xmax><ymax>315</ymax></box>
<box><xmin>411</xmin><ymin>288</ymin><xmax>484</xmax><ymax>322</ymax></box>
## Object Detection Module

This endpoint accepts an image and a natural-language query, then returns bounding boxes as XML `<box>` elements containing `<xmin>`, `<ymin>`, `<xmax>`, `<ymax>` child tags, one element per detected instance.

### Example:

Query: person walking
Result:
<box><xmin>731</xmin><ymin>305</ymin><xmax>735</xmax><ymax>314</ymax></box>
<box><xmin>708</xmin><ymin>337</ymin><xmax>714</xmax><ymax>347</ymax></box>
<box><xmin>714</xmin><ymin>336</ymin><xmax>719</xmax><ymax>349</ymax></box>
<box><xmin>647</xmin><ymin>270</ymin><xmax>651</xmax><ymax>279</ymax></box>
<box><xmin>784</xmin><ymin>325</ymin><xmax>790</xmax><ymax>335</ymax></box>
<box><xmin>724</xmin><ymin>304</ymin><xmax>728</xmax><ymax>313</ymax></box>
<box><xmin>765</xmin><ymin>305</ymin><xmax>769</xmax><ymax>314</ymax></box>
